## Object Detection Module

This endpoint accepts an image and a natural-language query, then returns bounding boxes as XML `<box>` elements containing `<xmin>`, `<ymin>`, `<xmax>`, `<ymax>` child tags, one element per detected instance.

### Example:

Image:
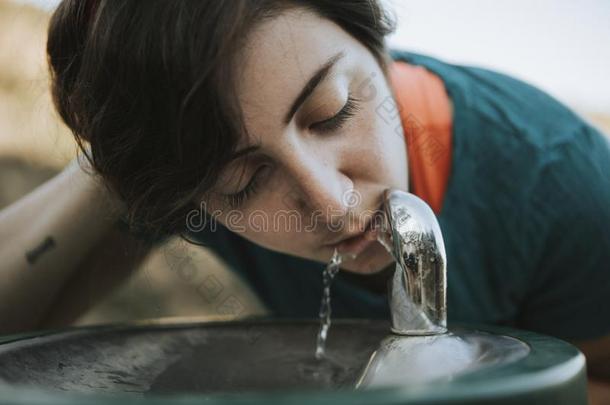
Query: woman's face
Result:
<box><xmin>205</xmin><ymin>8</ymin><xmax>408</xmax><ymax>274</ymax></box>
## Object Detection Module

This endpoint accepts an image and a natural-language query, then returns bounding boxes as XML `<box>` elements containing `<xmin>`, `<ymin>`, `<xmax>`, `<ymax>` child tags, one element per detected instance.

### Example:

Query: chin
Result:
<box><xmin>338</xmin><ymin>242</ymin><xmax>394</xmax><ymax>274</ymax></box>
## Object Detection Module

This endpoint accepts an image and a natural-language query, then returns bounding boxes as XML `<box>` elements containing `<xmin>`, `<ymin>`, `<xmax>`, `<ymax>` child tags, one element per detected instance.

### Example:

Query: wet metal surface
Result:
<box><xmin>381</xmin><ymin>189</ymin><xmax>447</xmax><ymax>335</ymax></box>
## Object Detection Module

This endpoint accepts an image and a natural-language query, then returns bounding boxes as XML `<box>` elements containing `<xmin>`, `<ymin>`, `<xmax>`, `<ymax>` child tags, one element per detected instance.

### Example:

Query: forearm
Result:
<box><xmin>38</xmin><ymin>224</ymin><xmax>153</xmax><ymax>329</ymax></box>
<box><xmin>0</xmin><ymin>158</ymin><xmax>124</xmax><ymax>333</ymax></box>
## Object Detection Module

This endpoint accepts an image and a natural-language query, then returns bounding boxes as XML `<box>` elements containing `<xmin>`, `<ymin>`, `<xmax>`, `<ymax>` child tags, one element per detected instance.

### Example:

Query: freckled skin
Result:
<box><xmin>206</xmin><ymin>8</ymin><xmax>408</xmax><ymax>274</ymax></box>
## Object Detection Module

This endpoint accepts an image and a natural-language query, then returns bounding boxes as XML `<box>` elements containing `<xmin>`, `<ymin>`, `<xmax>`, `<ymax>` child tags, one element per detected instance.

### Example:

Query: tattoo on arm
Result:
<box><xmin>25</xmin><ymin>236</ymin><xmax>56</xmax><ymax>265</ymax></box>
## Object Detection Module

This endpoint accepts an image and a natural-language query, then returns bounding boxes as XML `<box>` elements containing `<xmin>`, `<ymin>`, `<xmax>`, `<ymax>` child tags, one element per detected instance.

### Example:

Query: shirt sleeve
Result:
<box><xmin>516</xmin><ymin>122</ymin><xmax>610</xmax><ymax>340</ymax></box>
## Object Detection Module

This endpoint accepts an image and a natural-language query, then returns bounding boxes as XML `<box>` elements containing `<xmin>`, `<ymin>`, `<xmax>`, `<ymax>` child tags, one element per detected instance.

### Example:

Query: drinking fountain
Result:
<box><xmin>356</xmin><ymin>189</ymin><xmax>584</xmax><ymax>394</ymax></box>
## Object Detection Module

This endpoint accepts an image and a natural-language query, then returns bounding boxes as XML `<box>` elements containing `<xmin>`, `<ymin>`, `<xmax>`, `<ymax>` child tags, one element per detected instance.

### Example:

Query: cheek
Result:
<box><xmin>366</xmin><ymin>79</ymin><xmax>409</xmax><ymax>188</ymax></box>
<box><xmin>350</xmin><ymin>88</ymin><xmax>408</xmax><ymax>187</ymax></box>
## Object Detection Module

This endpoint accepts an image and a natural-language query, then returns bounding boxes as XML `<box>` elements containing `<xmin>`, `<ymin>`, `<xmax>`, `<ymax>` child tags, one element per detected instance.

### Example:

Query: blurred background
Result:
<box><xmin>1</xmin><ymin>0</ymin><xmax>609</xmax><ymax>327</ymax></box>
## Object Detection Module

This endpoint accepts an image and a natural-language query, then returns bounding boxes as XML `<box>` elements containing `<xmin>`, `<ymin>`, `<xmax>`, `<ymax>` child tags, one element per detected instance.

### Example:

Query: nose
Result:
<box><xmin>282</xmin><ymin>147</ymin><xmax>353</xmax><ymax>225</ymax></box>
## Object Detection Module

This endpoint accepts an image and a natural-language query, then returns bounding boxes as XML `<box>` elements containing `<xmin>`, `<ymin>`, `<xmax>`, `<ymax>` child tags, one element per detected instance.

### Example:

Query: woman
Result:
<box><xmin>0</xmin><ymin>0</ymin><xmax>609</xmax><ymax>393</ymax></box>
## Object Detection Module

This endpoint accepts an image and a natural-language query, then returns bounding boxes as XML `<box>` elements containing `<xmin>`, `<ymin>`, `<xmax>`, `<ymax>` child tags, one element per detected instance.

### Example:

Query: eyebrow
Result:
<box><xmin>283</xmin><ymin>50</ymin><xmax>345</xmax><ymax>125</ymax></box>
<box><xmin>228</xmin><ymin>50</ymin><xmax>345</xmax><ymax>163</ymax></box>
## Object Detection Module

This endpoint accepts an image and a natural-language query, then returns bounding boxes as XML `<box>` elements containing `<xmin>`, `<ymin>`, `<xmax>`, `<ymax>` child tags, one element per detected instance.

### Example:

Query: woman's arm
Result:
<box><xmin>0</xmin><ymin>157</ymin><xmax>135</xmax><ymax>334</ymax></box>
<box><xmin>36</xmin><ymin>219</ymin><xmax>154</xmax><ymax>330</ymax></box>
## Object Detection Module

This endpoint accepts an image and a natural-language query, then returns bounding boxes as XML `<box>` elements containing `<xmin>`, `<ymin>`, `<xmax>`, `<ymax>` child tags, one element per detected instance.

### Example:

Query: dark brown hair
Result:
<box><xmin>47</xmin><ymin>0</ymin><xmax>395</xmax><ymax>240</ymax></box>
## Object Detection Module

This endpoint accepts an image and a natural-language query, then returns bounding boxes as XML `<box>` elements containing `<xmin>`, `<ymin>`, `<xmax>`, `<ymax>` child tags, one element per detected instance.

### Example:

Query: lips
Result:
<box><xmin>332</xmin><ymin>220</ymin><xmax>373</xmax><ymax>245</ymax></box>
<box><xmin>324</xmin><ymin>213</ymin><xmax>376</xmax><ymax>247</ymax></box>
<box><xmin>322</xmin><ymin>205</ymin><xmax>388</xmax><ymax>261</ymax></box>
<box><xmin>330</xmin><ymin>222</ymin><xmax>379</xmax><ymax>257</ymax></box>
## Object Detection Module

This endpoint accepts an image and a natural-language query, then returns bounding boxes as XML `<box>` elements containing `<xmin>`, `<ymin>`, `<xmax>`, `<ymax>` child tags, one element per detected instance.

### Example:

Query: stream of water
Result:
<box><xmin>314</xmin><ymin>223</ymin><xmax>394</xmax><ymax>359</ymax></box>
<box><xmin>315</xmin><ymin>248</ymin><xmax>343</xmax><ymax>359</ymax></box>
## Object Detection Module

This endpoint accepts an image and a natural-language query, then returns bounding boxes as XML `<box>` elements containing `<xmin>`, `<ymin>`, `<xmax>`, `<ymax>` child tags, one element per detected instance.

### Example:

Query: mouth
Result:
<box><xmin>324</xmin><ymin>208</ymin><xmax>384</xmax><ymax>257</ymax></box>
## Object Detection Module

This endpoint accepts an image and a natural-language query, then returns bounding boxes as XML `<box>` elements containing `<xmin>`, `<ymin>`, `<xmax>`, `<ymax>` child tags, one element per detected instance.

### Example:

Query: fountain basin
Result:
<box><xmin>0</xmin><ymin>318</ymin><xmax>586</xmax><ymax>404</ymax></box>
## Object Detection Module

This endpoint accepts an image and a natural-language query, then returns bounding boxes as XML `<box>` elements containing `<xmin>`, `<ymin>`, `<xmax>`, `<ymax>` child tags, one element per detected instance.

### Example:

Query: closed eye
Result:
<box><xmin>223</xmin><ymin>166</ymin><xmax>267</xmax><ymax>209</ymax></box>
<box><xmin>310</xmin><ymin>93</ymin><xmax>361</xmax><ymax>133</ymax></box>
<box><xmin>223</xmin><ymin>94</ymin><xmax>361</xmax><ymax>209</ymax></box>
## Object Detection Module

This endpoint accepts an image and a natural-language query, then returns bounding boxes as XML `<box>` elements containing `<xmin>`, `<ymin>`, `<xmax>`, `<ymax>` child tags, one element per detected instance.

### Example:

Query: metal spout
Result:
<box><xmin>380</xmin><ymin>189</ymin><xmax>447</xmax><ymax>335</ymax></box>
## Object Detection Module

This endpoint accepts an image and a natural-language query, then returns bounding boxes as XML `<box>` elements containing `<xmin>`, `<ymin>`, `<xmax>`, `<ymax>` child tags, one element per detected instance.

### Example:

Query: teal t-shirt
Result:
<box><xmin>185</xmin><ymin>49</ymin><xmax>610</xmax><ymax>341</ymax></box>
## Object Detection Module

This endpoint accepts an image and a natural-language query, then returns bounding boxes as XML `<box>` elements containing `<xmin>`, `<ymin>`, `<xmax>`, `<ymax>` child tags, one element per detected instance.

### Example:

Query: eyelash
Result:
<box><xmin>225</xmin><ymin>167</ymin><xmax>263</xmax><ymax>209</ymax></box>
<box><xmin>310</xmin><ymin>93</ymin><xmax>361</xmax><ymax>133</ymax></box>
<box><xmin>224</xmin><ymin>93</ymin><xmax>361</xmax><ymax>209</ymax></box>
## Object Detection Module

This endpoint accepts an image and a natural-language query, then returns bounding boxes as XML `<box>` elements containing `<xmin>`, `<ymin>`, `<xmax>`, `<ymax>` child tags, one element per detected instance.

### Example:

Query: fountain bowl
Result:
<box><xmin>0</xmin><ymin>317</ymin><xmax>587</xmax><ymax>405</ymax></box>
